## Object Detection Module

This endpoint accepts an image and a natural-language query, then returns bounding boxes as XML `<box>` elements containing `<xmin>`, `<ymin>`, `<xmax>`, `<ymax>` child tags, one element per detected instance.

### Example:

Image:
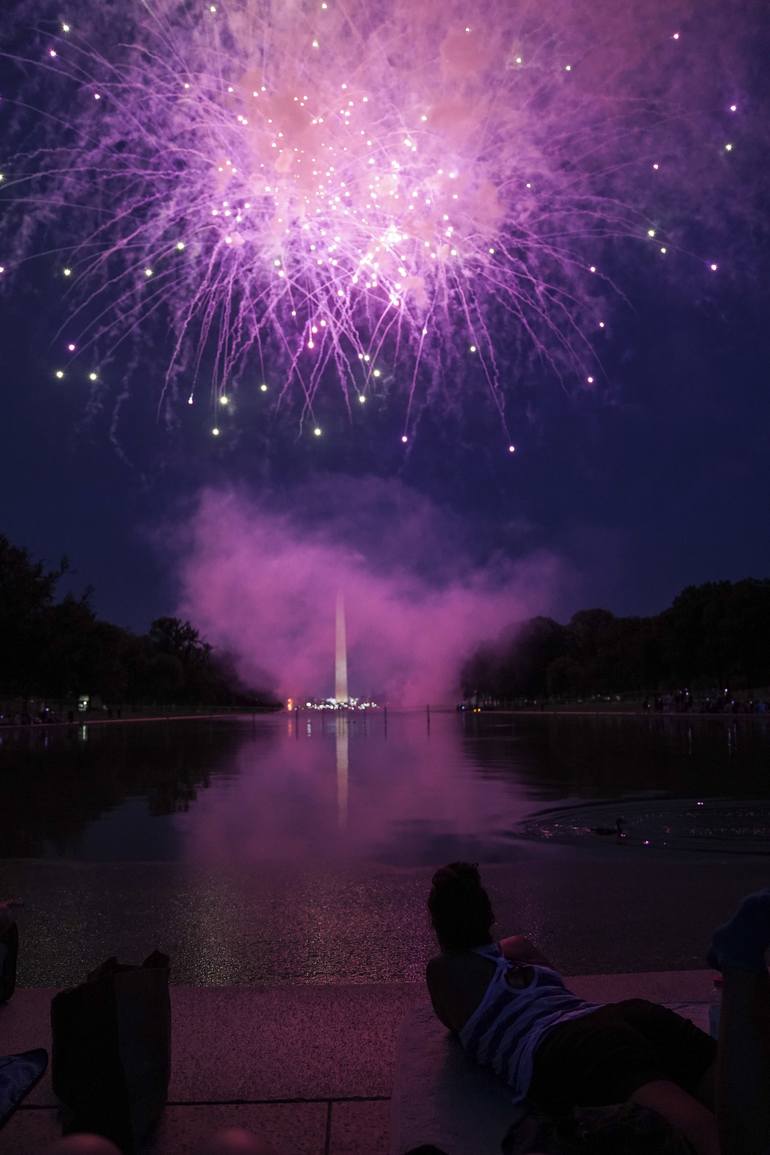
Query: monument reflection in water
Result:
<box><xmin>3</xmin><ymin>714</ymin><xmax>770</xmax><ymax>864</ymax></box>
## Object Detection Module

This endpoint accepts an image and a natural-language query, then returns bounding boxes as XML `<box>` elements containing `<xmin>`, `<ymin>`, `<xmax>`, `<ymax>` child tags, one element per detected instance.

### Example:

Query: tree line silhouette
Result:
<box><xmin>461</xmin><ymin>579</ymin><xmax>770</xmax><ymax>704</ymax></box>
<box><xmin>0</xmin><ymin>534</ymin><xmax>278</xmax><ymax>710</ymax></box>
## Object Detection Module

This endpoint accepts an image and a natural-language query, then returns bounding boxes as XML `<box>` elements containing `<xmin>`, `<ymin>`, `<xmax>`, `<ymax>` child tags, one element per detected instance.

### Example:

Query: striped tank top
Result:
<box><xmin>458</xmin><ymin>944</ymin><xmax>599</xmax><ymax>1103</ymax></box>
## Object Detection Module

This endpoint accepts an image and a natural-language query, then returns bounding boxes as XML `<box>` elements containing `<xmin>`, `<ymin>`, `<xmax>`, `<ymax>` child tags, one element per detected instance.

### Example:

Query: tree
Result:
<box><xmin>0</xmin><ymin>535</ymin><xmax>66</xmax><ymax>696</ymax></box>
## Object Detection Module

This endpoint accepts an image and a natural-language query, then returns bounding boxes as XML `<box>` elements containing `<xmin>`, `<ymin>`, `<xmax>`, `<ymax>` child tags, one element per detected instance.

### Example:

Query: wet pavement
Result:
<box><xmin>3</xmin><ymin>841</ymin><xmax>769</xmax><ymax>986</ymax></box>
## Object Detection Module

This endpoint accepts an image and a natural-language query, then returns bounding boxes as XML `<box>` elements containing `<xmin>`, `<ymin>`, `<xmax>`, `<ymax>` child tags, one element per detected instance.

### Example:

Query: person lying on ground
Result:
<box><xmin>426</xmin><ymin>862</ymin><xmax>721</xmax><ymax>1154</ymax></box>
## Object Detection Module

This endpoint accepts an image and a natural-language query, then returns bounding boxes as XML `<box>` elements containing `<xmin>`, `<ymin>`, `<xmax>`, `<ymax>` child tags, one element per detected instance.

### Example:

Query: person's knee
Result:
<box><xmin>631</xmin><ymin>1080</ymin><xmax>719</xmax><ymax>1155</ymax></box>
<box><xmin>195</xmin><ymin>1127</ymin><xmax>278</xmax><ymax>1155</ymax></box>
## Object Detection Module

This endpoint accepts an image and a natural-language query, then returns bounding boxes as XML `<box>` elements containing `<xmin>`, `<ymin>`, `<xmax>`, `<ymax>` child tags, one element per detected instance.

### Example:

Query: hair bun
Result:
<box><xmin>432</xmin><ymin>861</ymin><xmax>482</xmax><ymax>891</ymax></box>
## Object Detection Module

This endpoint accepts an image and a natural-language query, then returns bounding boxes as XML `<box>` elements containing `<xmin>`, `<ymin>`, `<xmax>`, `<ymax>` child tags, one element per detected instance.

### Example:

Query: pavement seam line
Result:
<box><xmin>323</xmin><ymin>1100</ymin><xmax>333</xmax><ymax>1155</ymax></box>
<box><xmin>15</xmin><ymin>1096</ymin><xmax>392</xmax><ymax>1110</ymax></box>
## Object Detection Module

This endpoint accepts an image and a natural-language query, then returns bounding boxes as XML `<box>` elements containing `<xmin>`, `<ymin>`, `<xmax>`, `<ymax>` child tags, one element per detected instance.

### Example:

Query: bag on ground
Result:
<box><xmin>51</xmin><ymin>951</ymin><xmax>171</xmax><ymax>1153</ymax></box>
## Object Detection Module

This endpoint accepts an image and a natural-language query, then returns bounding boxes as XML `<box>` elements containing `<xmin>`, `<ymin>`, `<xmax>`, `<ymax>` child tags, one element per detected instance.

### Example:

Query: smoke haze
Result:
<box><xmin>176</xmin><ymin>480</ymin><xmax>564</xmax><ymax>704</ymax></box>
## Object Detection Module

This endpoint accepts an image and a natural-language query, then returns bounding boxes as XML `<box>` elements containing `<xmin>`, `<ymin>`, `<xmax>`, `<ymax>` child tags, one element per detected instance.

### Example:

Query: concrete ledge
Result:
<box><xmin>0</xmin><ymin>973</ymin><xmax>716</xmax><ymax>1154</ymax></box>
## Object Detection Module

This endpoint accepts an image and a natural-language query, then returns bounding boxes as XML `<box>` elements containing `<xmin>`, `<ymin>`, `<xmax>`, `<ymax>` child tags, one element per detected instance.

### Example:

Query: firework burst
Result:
<box><xmin>0</xmin><ymin>0</ymin><xmax>754</xmax><ymax>446</ymax></box>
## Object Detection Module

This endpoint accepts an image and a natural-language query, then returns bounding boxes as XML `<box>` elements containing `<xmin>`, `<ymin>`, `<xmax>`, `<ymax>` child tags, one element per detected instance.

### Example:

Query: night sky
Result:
<box><xmin>1</xmin><ymin>1</ymin><xmax>769</xmax><ymax>639</ymax></box>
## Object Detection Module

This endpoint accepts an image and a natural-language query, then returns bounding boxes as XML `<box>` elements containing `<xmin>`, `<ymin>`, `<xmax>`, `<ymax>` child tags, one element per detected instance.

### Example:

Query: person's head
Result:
<box><xmin>428</xmin><ymin>862</ymin><xmax>495</xmax><ymax>952</ymax></box>
<box><xmin>46</xmin><ymin>1138</ymin><xmax>122</xmax><ymax>1155</ymax></box>
<box><xmin>505</xmin><ymin>1104</ymin><xmax>694</xmax><ymax>1155</ymax></box>
<box><xmin>195</xmin><ymin>1128</ymin><xmax>278</xmax><ymax>1155</ymax></box>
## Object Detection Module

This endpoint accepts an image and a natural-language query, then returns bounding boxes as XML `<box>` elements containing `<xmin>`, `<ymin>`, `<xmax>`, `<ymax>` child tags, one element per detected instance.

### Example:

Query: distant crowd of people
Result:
<box><xmin>0</xmin><ymin>704</ymin><xmax>123</xmax><ymax>727</ymax></box>
<box><xmin>643</xmin><ymin>689</ymin><xmax>770</xmax><ymax>715</ymax></box>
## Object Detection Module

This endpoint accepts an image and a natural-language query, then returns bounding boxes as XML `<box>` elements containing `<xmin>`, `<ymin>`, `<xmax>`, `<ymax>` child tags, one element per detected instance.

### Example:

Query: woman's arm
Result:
<box><xmin>499</xmin><ymin>935</ymin><xmax>554</xmax><ymax>968</ymax></box>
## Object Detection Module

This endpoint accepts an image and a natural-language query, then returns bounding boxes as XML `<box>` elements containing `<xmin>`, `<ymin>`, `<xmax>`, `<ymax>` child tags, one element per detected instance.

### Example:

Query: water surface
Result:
<box><xmin>2</xmin><ymin>711</ymin><xmax>769</xmax><ymax>863</ymax></box>
<box><xmin>2</xmin><ymin>712</ymin><xmax>769</xmax><ymax>984</ymax></box>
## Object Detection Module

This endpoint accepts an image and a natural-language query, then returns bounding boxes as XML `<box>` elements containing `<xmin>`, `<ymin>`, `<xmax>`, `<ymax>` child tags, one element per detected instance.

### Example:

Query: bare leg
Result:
<box><xmin>705</xmin><ymin>888</ymin><xmax>770</xmax><ymax>1155</ymax></box>
<box><xmin>695</xmin><ymin>1059</ymin><xmax>717</xmax><ymax>1112</ymax></box>
<box><xmin>631</xmin><ymin>1079</ymin><xmax>719</xmax><ymax>1155</ymax></box>
<box><xmin>715</xmin><ymin>967</ymin><xmax>770</xmax><ymax>1155</ymax></box>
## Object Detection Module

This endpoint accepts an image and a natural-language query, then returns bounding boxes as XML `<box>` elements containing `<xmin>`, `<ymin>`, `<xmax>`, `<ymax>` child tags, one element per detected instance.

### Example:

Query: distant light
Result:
<box><xmin>212</xmin><ymin>426</ymin><xmax>220</xmax><ymax>436</ymax></box>
<box><xmin>312</xmin><ymin>39</ymin><xmax>319</xmax><ymax>48</ymax></box>
<box><xmin>709</xmin><ymin>262</ymin><xmax>718</xmax><ymax>272</ymax></box>
<box><xmin>469</xmin><ymin>344</ymin><xmax>477</xmax><ymax>353</ymax></box>
<box><xmin>672</xmin><ymin>31</ymin><xmax>680</xmax><ymax>40</ymax></box>
<box><xmin>586</xmin><ymin>375</ymin><xmax>594</xmax><ymax>384</ymax></box>
<box><xmin>647</xmin><ymin>228</ymin><xmax>656</xmax><ymax>238</ymax></box>
<box><xmin>660</xmin><ymin>246</ymin><xmax>667</xmax><ymax>254</ymax></box>
<box><xmin>88</xmin><ymin>371</ymin><xmax>98</xmax><ymax>381</ymax></box>
<box><xmin>209</xmin><ymin>4</ymin><xmax>217</xmax><ymax>11</ymax></box>
<box><xmin>49</xmin><ymin>49</ymin><xmax>57</xmax><ymax>58</ymax></box>
<box><xmin>219</xmin><ymin>394</ymin><xmax>229</xmax><ymax>405</ymax></box>
<box><xmin>187</xmin><ymin>395</ymin><xmax>194</xmax><ymax>405</ymax></box>
<box><xmin>401</xmin><ymin>434</ymin><xmax>408</xmax><ymax>443</ymax></box>
<box><xmin>313</xmin><ymin>426</ymin><xmax>322</xmax><ymax>436</ymax></box>
<box><xmin>62</xmin><ymin>22</ymin><xmax>71</xmax><ymax>32</ymax></box>
<box><xmin>259</xmin><ymin>383</ymin><xmax>268</xmax><ymax>392</ymax></box>
<box><xmin>93</xmin><ymin>93</ymin><xmax>101</xmax><ymax>101</ymax></box>
<box><xmin>508</xmin><ymin>444</ymin><xmax>516</xmax><ymax>454</ymax></box>
<box><xmin>67</xmin><ymin>342</ymin><xmax>76</xmax><ymax>351</ymax></box>
<box><xmin>55</xmin><ymin>369</ymin><xmax>64</xmax><ymax>379</ymax></box>
<box><xmin>373</xmin><ymin>368</ymin><xmax>381</xmax><ymax>378</ymax></box>
<box><xmin>724</xmin><ymin>142</ymin><xmax>734</xmax><ymax>152</ymax></box>
<box><xmin>589</xmin><ymin>265</ymin><xmax>597</xmax><ymax>273</ymax></box>
<box><xmin>358</xmin><ymin>395</ymin><xmax>366</xmax><ymax>403</ymax></box>
<box><xmin>144</xmin><ymin>267</ymin><xmax>153</xmax><ymax>277</ymax></box>
<box><xmin>176</xmin><ymin>241</ymin><xmax>186</xmax><ymax>251</ymax></box>
<box><xmin>652</xmin><ymin>162</ymin><xmax>660</xmax><ymax>171</ymax></box>
<box><xmin>63</xmin><ymin>267</ymin><xmax>72</xmax><ymax>277</ymax></box>
<box><xmin>0</xmin><ymin>266</ymin><xmax>5</xmax><ymax>275</ymax></box>
<box><xmin>729</xmin><ymin>104</ymin><xmax>737</xmax><ymax>112</ymax></box>
<box><xmin>564</xmin><ymin>64</ymin><xmax>572</xmax><ymax>72</ymax></box>
<box><xmin>598</xmin><ymin>321</ymin><xmax>606</xmax><ymax>329</ymax></box>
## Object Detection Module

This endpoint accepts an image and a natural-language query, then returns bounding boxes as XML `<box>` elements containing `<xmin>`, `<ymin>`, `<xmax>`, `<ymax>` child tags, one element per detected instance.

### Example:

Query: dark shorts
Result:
<box><xmin>527</xmin><ymin>999</ymin><xmax>717</xmax><ymax>1115</ymax></box>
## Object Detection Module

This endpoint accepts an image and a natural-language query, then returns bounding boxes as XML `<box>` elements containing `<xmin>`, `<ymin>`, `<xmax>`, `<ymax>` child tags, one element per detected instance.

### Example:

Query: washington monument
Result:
<box><xmin>335</xmin><ymin>590</ymin><xmax>348</xmax><ymax>704</ymax></box>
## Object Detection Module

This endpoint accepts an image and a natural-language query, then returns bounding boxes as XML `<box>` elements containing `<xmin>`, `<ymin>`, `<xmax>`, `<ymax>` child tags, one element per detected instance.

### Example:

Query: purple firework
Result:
<box><xmin>0</xmin><ymin>0</ymin><xmax>755</xmax><ymax>445</ymax></box>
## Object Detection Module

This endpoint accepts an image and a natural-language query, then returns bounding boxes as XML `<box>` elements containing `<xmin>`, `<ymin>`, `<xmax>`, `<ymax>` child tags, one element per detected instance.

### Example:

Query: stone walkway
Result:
<box><xmin>0</xmin><ymin>972</ymin><xmax>716</xmax><ymax>1154</ymax></box>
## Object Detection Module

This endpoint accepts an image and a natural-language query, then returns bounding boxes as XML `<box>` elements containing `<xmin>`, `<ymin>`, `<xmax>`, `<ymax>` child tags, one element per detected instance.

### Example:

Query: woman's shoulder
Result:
<box><xmin>426</xmin><ymin>950</ymin><xmax>497</xmax><ymax>1001</ymax></box>
<box><xmin>427</xmin><ymin>950</ymin><xmax>498</xmax><ymax>1032</ymax></box>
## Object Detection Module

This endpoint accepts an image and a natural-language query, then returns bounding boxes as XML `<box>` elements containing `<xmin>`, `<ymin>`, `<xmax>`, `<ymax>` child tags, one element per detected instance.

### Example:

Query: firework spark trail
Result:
<box><xmin>0</xmin><ymin>0</ymin><xmax>755</xmax><ymax>446</ymax></box>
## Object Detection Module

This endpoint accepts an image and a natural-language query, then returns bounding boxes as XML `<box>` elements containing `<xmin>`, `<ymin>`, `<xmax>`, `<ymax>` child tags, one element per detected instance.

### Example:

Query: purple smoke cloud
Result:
<box><xmin>175</xmin><ymin>482</ymin><xmax>565</xmax><ymax>703</ymax></box>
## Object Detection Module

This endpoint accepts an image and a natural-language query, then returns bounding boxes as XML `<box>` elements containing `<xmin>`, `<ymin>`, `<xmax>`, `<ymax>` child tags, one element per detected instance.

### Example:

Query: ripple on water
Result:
<box><xmin>514</xmin><ymin>797</ymin><xmax>770</xmax><ymax>855</ymax></box>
